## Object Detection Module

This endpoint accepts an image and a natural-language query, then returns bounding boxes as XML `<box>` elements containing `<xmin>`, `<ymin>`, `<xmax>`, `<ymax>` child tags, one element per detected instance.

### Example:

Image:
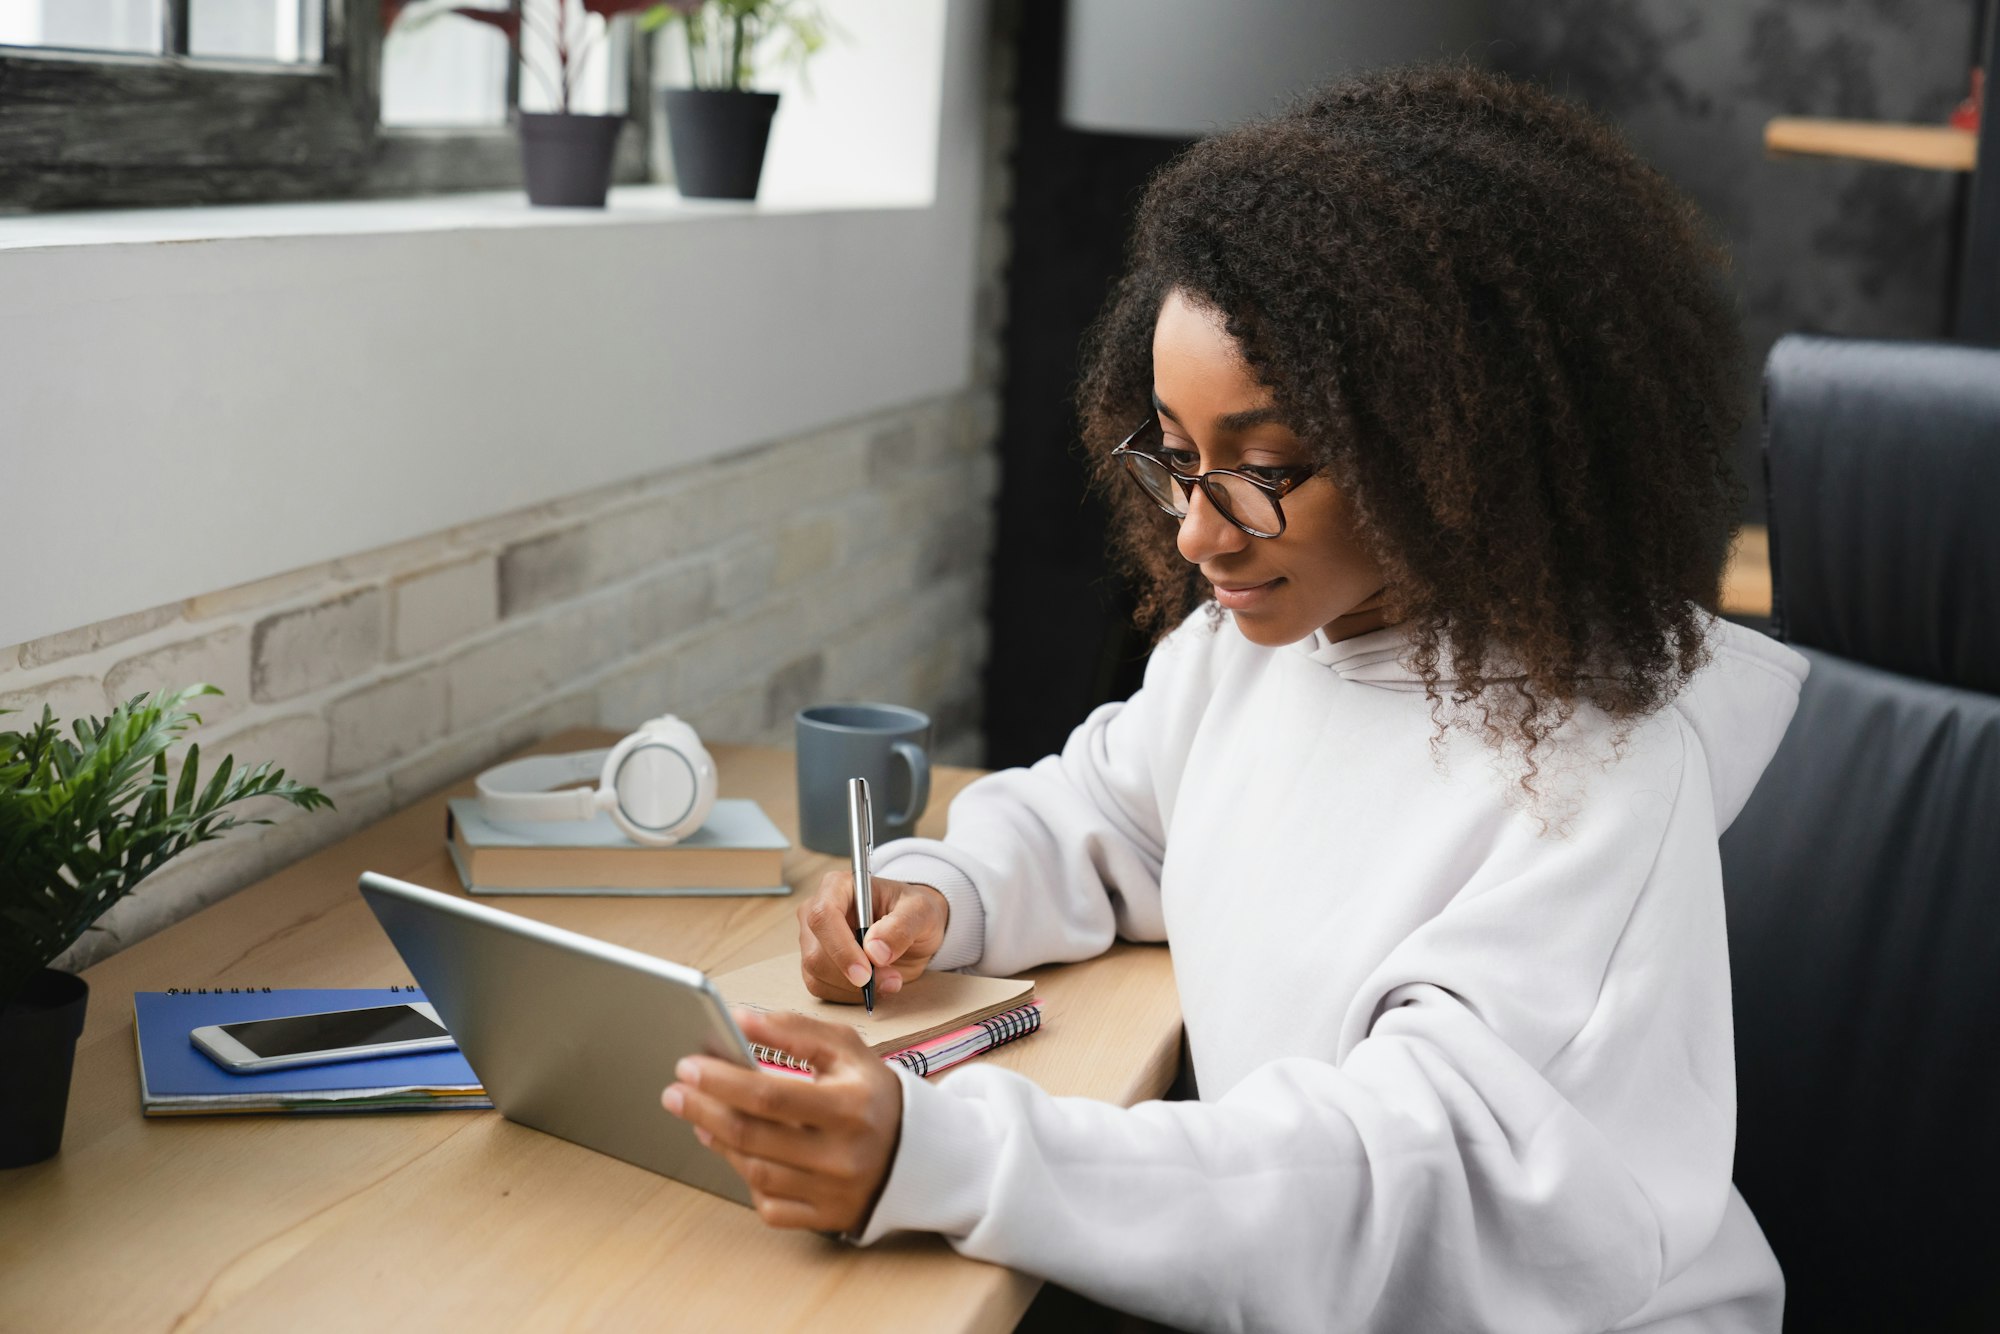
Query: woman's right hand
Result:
<box><xmin>797</xmin><ymin>871</ymin><xmax>950</xmax><ymax>1003</ymax></box>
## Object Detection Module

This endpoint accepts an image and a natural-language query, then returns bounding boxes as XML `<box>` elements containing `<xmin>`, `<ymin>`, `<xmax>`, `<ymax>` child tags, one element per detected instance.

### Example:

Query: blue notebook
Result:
<box><xmin>132</xmin><ymin>987</ymin><xmax>490</xmax><ymax>1116</ymax></box>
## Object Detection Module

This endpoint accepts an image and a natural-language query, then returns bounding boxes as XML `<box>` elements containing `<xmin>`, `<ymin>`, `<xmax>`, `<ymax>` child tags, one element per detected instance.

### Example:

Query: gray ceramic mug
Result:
<box><xmin>794</xmin><ymin>704</ymin><xmax>933</xmax><ymax>855</ymax></box>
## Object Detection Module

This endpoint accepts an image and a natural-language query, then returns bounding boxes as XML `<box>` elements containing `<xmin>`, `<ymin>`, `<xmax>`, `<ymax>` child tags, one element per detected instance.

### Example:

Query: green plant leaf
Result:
<box><xmin>0</xmin><ymin>686</ymin><xmax>332</xmax><ymax>1007</ymax></box>
<box><xmin>648</xmin><ymin>0</ymin><xmax>831</xmax><ymax>91</ymax></box>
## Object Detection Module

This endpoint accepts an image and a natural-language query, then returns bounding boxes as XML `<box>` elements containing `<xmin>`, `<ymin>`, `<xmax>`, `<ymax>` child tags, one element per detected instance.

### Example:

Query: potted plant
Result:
<box><xmin>390</xmin><ymin>0</ymin><xmax>660</xmax><ymax>207</ymax></box>
<box><xmin>0</xmin><ymin>686</ymin><xmax>330</xmax><ymax>1167</ymax></box>
<box><xmin>643</xmin><ymin>0</ymin><xmax>829</xmax><ymax>200</ymax></box>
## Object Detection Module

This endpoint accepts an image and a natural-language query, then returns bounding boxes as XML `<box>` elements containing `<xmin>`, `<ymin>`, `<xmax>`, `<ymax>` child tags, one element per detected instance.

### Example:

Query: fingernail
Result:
<box><xmin>675</xmin><ymin>1058</ymin><xmax>699</xmax><ymax>1085</ymax></box>
<box><xmin>662</xmin><ymin>1085</ymin><xmax>685</xmax><ymax>1115</ymax></box>
<box><xmin>694</xmin><ymin>1126</ymin><xmax>712</xmax><ymax>1146</ymax></box>
<box><xmin>882</xmin><ymin>972</ymin><xmax>901</xmax><ymax>994</ymax></box>
<box><xmin>845</xmin><ymin>963</ymin><xmax>871</xmax><ymax>986</ymax></box>
<box><xmin>866</xmin><ymin>940</ymin><xmax>891</xmax><ymax>966</ymax></box>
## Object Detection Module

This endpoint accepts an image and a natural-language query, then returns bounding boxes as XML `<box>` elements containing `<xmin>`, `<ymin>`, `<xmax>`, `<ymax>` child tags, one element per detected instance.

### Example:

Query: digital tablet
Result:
<box><xmin>358</xmin><ymin>871</ymin><xmax>755</xmax><ymax>1205</ymax></box>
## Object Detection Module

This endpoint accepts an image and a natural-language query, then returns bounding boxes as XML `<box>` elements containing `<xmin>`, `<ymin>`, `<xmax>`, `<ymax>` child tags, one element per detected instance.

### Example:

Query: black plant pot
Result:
<box><xmin>0</xmin><ymin>969</ymin><xmax>89</xmax><ymax>1168</ymax></box>
<box><xmin>519</xmin><ymin>112</ymin><xmax>626</xmax><ymax>208</ymax></box>
<box><xmin>662</xmin><ymin>89</ymin><xmax>780</xmax><ymax>200</ymax></box>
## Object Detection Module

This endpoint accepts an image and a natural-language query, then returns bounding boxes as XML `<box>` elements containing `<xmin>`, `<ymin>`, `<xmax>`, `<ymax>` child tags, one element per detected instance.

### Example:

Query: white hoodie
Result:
<box><xmin>862</xmin><ymin>610</ymin><xmax>1806</xmax><ymax>1334</ymax></box>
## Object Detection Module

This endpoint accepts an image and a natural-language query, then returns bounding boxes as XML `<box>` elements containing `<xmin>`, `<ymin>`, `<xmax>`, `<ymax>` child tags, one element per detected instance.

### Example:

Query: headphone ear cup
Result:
<box><xmin>662</xmin><ymin>721</ymin><xmax>717</xmax><ymax>839</ymax></box>
<box><xmin>602</xmin><ymin>717</ymin><xmax>717</xmax><ymax>846</ymax></box>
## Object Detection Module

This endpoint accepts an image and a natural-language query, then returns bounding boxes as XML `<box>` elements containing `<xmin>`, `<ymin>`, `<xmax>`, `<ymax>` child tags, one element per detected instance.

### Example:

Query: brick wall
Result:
<box><xmin>3</xmin><ymin>396</ymin><xmax>1000</xmax><ymax>967</ymax></box>
<box><xmin>7</xmin><ymin>3</ymin><xmax>1018</xmax><ymax>973</ymax></box>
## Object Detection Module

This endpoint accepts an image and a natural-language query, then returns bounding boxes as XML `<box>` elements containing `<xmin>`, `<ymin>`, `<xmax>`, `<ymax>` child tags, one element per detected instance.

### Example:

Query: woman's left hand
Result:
<box><xmin>662</xmin><ymin>1007</ymin><xmax>903</xmax><ymax>1235</ymax></box>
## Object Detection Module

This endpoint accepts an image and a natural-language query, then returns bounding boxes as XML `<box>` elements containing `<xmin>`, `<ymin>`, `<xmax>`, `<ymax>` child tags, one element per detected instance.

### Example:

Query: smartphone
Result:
<box><xmin>191</xmin><ymin>1002</ymin><xmax>456</xmax><ymax>1073</ymax></box>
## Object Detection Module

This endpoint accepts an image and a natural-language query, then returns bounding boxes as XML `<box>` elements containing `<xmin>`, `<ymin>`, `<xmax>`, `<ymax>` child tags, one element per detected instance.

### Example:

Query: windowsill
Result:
<box><xmin>1</xmin><ymin>167</ymin><xmax>977</xmax><ymax>652</ymax></box>
<box><xmin>0</xmin><ymin>182</ymin><xmax>933</xmax><ymax>254</ymax></box>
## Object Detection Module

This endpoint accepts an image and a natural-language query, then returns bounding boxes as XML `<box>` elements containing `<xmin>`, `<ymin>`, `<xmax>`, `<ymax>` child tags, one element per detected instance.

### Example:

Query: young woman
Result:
<box><xmin>663</xmin><ymin>65</ymin><xmax>1804</xmax><ymax>1333</ymax></box>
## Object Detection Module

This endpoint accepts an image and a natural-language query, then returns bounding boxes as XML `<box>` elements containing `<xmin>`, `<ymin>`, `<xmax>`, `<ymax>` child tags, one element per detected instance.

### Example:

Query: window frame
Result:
<box><xmin>0</xmin><ymin>0</ymin><xmax>653</xmax><ymax>212</ymax></box>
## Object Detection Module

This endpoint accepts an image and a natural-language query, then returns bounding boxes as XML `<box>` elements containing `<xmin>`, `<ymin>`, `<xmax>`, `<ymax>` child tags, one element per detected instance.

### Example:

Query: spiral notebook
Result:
<box><xmin>709</xmin><ymin>954</ymin><xmax>1042</xmax><ymax>1077</ymax></box>
<box><xmin>131</xmin><ymin>987</ymin><xmax>491</xmax><ymax>1116</ymax></box>
<box><xmin>871</xmin><ymin>1000</ymin><xmax>1043</xmax><ymax>1077</ymax></box>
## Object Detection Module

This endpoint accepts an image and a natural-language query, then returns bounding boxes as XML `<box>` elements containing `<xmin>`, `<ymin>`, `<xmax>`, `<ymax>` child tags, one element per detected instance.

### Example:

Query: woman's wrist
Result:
<box><xmin>909</xmin><ymin>882</ymin><xmax>950</xmax><ymax>940</ymax></box>
<box><xmin>872</xmin><ymin>854</ymin><xmax>987</xmax><ymax>971</ymax></box>
<box><xmin>840</xmin><ymin>1077</ymin><xmax>909</xmax><ymax>1244</ymax></box>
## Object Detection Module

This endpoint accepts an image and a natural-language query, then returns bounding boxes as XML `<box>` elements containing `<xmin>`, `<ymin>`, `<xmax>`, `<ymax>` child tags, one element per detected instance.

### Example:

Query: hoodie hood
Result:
<box><xmin>1669</xmin><ymin>618</ymin><xmax>1809</xmax><ymax>831</ymax></box>
<box><xmin>1293</xmin><ymin>615</ymin><xmax>1809</xmax><ymax>833</ymax></box>
<box><xmin>1297</xmin><ymin>623</ymin><xmax>1432</xmax><ymax>686</ymax></box>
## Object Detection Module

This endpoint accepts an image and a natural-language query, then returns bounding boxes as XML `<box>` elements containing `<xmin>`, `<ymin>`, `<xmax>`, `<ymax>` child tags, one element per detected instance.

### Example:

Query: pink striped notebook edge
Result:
<box><xmin>753</xmin><ymin>999</ymin><xmax>1045</xmax><ymax>1079</ymax></box>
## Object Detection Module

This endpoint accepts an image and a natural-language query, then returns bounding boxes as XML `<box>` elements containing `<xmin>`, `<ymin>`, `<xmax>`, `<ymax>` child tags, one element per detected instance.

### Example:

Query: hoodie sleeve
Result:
<box><xmin>857</xmin><ymin>720</ymin><xmax>1756</xmax><ymax>1334</ymax></box>
<box><xmin>871</xmin><ymin>615</ymin><xmax>1219</xmax><ymax>975</ymax></box>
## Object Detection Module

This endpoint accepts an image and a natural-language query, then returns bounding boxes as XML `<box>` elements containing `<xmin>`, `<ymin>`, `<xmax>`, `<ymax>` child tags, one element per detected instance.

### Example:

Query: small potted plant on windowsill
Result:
<box><xmin>643</xmin><ymin>0</ymin><xmax>829</xmax><ymax>200</ymax></box>
<box><xmin>0</xmin><ymin>686</ymin><xmax>330</xmax><ymax>1167</ymax></box>
<box><xmin>390</xmin><ymin>0</ymin><xmax>661</xmax><ymax>207</ymax></box>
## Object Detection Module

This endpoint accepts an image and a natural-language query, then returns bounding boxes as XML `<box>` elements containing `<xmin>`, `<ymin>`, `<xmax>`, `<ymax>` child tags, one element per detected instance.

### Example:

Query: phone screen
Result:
<box><xmin>218</xmin><ymin>1005</ymin><xmax>450</xmax><ymax>1059</ymax></box>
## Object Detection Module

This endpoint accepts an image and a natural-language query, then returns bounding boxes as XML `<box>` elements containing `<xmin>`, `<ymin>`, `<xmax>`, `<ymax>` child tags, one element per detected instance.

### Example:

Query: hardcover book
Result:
<box><xmin>445</xmin><ymin>797</ymin><xmax>790</xmax><ymax>896</ymax></box>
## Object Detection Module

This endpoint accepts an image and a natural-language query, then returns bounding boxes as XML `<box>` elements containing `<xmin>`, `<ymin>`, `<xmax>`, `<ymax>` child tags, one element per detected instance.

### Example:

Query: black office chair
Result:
<box><xmin>1718</xmin><ymin>334</ymin><xmax>2000</xmax><ymax>1333</ymax></box>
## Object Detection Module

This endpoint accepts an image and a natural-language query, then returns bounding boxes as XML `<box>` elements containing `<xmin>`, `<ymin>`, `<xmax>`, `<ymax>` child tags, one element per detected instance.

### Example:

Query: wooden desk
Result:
<box><xmin>0</xmin><ymin>735</ymin><xmax>1182</xmax><ymax>1333</ymax></box>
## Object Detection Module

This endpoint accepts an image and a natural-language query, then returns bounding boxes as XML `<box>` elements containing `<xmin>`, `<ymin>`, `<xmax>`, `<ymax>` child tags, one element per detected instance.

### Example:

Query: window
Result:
<box><xmin>0</xmin><ymin>0</ymin><xmax>326</xmax><ymax>61</ymax></box>
<box><xmin>0</xmin><ymin>0</ymin><xmax>650</xmax><ymax>211</ymax></box>
<box><xmin>381</xmin><ymin>9</ymin><xmax>511</xmax><ymax>127</ymax></box>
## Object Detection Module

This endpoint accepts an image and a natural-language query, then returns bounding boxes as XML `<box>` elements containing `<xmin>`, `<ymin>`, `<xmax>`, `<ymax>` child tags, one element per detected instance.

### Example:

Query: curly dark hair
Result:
<box><xmin>1078</xmin><ymin>63</ymin><xmax>1744</xmax><ymax>763</ymax></box>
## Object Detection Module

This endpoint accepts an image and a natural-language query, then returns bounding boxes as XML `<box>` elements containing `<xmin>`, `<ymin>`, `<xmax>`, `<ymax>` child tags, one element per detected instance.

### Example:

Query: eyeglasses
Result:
<box><xmin>1110</xmin><ymin>414</ymin><xmax>1316</xmax><ymax>539</ymax></box>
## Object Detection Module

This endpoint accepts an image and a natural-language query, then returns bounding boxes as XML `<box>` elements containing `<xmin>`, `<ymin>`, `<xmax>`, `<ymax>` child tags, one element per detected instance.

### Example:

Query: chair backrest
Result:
<box><xmin>1763</xmin><ymin>335</ymin><xmax>2000</xmax><ymax>690</ymax></box>
<box><xmin>1720</xmin><ymin>334</ymin><xmax>2000</xmax><ymax>1333</ymax></box>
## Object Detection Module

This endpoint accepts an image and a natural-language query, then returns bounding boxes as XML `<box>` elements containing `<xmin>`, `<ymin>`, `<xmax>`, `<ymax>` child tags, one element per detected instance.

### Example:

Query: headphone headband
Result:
<box><xmin>473</xmin><ymin>717</ymin><xmax>715</xmax><ymax>846</ymax></box>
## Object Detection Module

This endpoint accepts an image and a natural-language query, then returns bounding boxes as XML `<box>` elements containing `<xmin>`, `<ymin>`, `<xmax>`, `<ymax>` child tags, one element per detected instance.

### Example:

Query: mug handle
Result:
<box><xmin>886</xmin><ymin>740</ymin><xmax>932</xmax><ymax>831</ymax></box>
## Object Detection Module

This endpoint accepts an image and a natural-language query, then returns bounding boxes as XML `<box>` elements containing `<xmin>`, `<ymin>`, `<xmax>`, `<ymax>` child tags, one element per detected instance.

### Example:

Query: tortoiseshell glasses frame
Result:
<box><xmin>1109</xmin><ymin>413</ymin><xmax>1316</xmax><ymax>539</ymax></box>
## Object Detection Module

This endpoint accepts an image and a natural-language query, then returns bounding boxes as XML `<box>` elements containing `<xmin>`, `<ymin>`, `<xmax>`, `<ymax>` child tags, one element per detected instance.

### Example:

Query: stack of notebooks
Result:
<box><xmin>132</xmin><ymin>987</ymin><xmax>489</xmax><ymax>1117</ymax></box>
<box><xmin>445</xmin><ymin>798</ymin><xmax>791</xmax><ymax>896</ymax></box>
<box><xmin>711</xmin><ymin>955</ymin><xmax>1043</xmax><ymax>1077</ymax></box>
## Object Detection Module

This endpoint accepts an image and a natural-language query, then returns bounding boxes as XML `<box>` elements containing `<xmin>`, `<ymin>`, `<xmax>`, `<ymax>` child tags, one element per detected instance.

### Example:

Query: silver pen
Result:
<box><xmin>847</xmin><ymin>776</ymin><xmax>876</xmax><ymax>1013</ymax></box>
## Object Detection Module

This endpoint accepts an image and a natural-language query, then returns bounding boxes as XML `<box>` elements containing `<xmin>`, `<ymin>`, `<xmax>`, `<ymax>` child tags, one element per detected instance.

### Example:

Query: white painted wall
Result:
<box><xmin>0</xmin><ymin>0</ymin><xmax>986</xmax><ymax>651</ymax></box>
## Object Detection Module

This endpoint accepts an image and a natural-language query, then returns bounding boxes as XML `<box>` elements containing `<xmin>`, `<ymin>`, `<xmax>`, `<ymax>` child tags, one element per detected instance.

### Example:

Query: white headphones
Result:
<box><xmin>474</xmin><ymin>714</ymin><xmax>718</xmax><ymax>847</ymax></box>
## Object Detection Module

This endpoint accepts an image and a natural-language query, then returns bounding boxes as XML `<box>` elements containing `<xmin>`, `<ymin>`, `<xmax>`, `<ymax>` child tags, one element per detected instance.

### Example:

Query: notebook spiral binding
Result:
<box><xmin>889</xmin><ymin>1003</ymin><xmax>1042</xmax><ymax>1077</ymax></box>
<box><xmin>748</xmin><ymin>1042</ymin><xmax>815</xmax><ymax>1072</ymax></box>
<box><xmin>749</xmin><ymin>1002</ymin><xmax>1044</xmax><ymax>1077</ymax></box>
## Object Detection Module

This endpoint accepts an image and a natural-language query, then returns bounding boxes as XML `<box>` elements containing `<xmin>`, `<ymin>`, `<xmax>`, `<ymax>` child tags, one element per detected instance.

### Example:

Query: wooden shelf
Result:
<box><xmin>1764</xmin><ymin>117</ymin><xmax>1978</xmax><ymax>172</ymax></box>
<box><xmin>1721</xmin><ymin>524</ymin><xmax>1773</xmax><ymax>620</ymax></box>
